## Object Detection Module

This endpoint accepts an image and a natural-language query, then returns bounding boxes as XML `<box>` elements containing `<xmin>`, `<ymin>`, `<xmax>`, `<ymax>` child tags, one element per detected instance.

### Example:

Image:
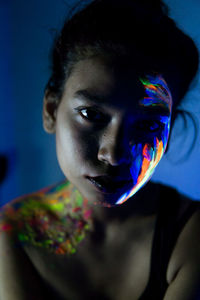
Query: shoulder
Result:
<box><xmin>0</xmin><ymin>179</ymin><xmax>77</xmax><ymax>255</ymax></box>
<box><xmin>166</xmin><ymin>192</ymin><xmax>200</xmax><ymax>284</ymax></box>
<box><xmin>0</xmin><ymin>190</ymin><xmax>55</xmax><ymax>299</ymax></box>
<box><xmin>0</xmin><ymin>179</ymin><xmax>68</xmax><ymax>222</ymax></box>
<box><xmin>0</xmin><ymin>194</ymin><xmax>39</xmax><ymax>254</ymax></box>
<box><xmin>0</xmin><ymin>181</ymin><xmax>64</xmax><ymax>246</ymax></box>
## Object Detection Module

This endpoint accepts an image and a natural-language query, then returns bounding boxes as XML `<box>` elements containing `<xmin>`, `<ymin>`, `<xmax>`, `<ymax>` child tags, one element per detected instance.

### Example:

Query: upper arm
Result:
<box><xmin>164</xmin><ymin>208</ymin><xmax>200</xmax><ymax>300</ymax></box>
<box><xmin>0</xmin><ymin>209</ymin><xmax>46</xmax><ymax>300</ymax></box>
<box><xmin>163</xmin><ymin>261</ymin><xmax>200</xmax><ymax>300</ymax></box>
<box><xmin>0</xmin><ymin>230</ymin><xmax>28</xmax><ymax>300</ymax></box>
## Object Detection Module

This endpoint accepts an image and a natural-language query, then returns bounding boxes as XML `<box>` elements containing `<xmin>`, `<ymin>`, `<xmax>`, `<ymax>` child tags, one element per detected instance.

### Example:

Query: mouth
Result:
<box><xmin>86</xmin><ymin>176</ymin><xmax>133</xmax><ymax>194</ymax></box>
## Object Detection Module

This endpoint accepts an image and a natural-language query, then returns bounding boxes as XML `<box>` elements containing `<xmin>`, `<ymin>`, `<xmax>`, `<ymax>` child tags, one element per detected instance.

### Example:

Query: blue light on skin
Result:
<box><xmin>115</xmin><ymin>74</ymin><xmax>172</xmax><ymax>205</ymax></box>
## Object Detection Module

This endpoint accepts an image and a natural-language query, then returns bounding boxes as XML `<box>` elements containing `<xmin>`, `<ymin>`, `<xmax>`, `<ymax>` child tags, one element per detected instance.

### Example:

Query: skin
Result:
<box><xmin>43</xmin><ymin>56</ymin><xmax>172</xmax><ymax>211</ymax></box>
<box><xmin>0</xmin><ymin>56</ymin><xmax>199</xmax><ymax>300</ymax></box>
<box><xmin>40</xmin><ymin>57</ymin><xmax>200</xmax><ymax>300</ymax></box>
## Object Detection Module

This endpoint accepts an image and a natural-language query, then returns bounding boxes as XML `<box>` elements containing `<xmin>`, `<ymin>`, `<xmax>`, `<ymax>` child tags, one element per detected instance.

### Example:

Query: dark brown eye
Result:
<box><xmin>76</xmin><ymin>107</ymin><xmax>106</xmax><ymax>123</ymax></box>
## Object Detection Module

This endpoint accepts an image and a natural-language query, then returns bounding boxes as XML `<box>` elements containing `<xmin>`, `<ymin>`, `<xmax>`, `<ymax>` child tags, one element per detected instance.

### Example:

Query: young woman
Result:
<box><xmin>0</xmin><ymin>0</ymin><xmax>200</xmax><ymax>299</ymax></box>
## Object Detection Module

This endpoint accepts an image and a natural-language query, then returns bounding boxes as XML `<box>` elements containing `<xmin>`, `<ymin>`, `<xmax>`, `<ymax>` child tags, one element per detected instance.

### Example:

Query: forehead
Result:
<box><xmin>64</xmin><ymin>56</ymin><xmax>144</xmax><ymax>102</ymax></box>
<box><xmin>62</xmin><ymin>56</ymin><xmax>172</xmax><ymax>114</ymax></box>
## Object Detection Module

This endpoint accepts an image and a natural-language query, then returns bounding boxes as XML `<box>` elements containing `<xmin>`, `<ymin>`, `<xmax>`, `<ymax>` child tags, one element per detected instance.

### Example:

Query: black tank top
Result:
<box><xmin>139</xmin><ymin>183</ymin><xmax>200</xmax><ymax>300</ymax></box>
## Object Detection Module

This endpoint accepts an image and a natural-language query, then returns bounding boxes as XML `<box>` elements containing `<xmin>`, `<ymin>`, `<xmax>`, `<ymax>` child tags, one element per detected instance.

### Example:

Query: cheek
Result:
<box><xmin>55</xmin><ymin>116</ymin><xmax>98</xmax><ymax>177</ymax></box>
<box><xmin>115</xmin><ymin>120</ymin><xmax>171</xmax><ymax>205</ymax></box>
<box><xmin>56</xmin><ymin>128</ymin><xmax>80</xmax><ymax>173</ymax></box>
<box><xmin>133</xmin><ymin>119</ymin><xmax>171</xmax><ymax>182</ymax></box>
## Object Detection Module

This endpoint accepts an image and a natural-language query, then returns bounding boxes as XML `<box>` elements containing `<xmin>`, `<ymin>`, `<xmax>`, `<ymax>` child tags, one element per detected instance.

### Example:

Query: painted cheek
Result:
<box><xmin>115</xmin><ymin>115</ymin><xmax>171</xmax><ymax>205</ymax></box>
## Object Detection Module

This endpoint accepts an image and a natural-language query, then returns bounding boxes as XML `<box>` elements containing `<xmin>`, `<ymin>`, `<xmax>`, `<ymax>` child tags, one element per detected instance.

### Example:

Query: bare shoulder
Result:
<box><xmin>0</xmin><ymin>196</ymin><xmax>50</xmax><ymax>300</ymax></box>
<box><xmin>167</xmin><ymin>198</ymin><xmax>200</xmax><ymax>284</ymax></box>
<box><xmin>0</xmin><ymin>180</ymin><xmax>66</xmax><ymax>237</ymax></box>
<box><xmin>0</xmin><ymin>190</ymin><xmax>46</xmax><ymax>241</ymax></box>
<box><xmin>0</xmin><ymin>181</ymin><xmax>67</xmax><ymax>300</ymax></box>
<box><xmin>0</xmin><ymin>185</ymin><xmax>55</xmax><ymax>262</ymax></box>
<box><xmin>0</xmin><ymin>180</ymin><xmax>88</xmax><ymax>256</ymax></box>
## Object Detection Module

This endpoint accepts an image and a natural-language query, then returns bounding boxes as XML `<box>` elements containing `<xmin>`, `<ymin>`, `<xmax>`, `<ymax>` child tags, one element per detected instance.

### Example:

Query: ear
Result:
<box><xmin>42</xmin><ymin>90</ymin><xmax>60</xmax><ymax>134</ymax></box>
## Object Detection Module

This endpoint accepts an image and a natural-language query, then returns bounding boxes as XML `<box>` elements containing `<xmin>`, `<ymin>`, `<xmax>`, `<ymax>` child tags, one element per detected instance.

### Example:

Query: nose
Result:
<box><xmin>97</xmin><ymin>122</ymin><xmax>133</xmax><ymax>166</ymax></box>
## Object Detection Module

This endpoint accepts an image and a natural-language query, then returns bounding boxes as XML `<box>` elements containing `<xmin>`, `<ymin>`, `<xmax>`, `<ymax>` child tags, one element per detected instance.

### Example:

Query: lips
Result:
<box><xmin>86</xmin><ymin>175</ymin><xmax>133</xmax><ymax>194</ymax></box>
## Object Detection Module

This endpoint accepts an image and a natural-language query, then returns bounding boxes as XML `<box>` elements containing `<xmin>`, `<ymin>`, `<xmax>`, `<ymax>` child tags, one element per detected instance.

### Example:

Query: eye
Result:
<box><xmin>75</xmin><ymin>107</ymin><xmax>107</xmax><ymax>123</ymax></box>
<box><xmin>135</xmin><ymin>120</ymin><xmax>164</xmax><ymax>133</ymax></box>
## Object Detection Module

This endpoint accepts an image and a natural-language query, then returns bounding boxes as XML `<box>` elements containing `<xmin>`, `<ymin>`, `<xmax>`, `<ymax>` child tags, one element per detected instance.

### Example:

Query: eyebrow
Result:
<box><xmin>74</xmin><ymin>89</ymin><xmax>170</xmax><ymax>114</ymax></box>
<box><xmin>74</xmin><ymin>90</ymin><xmax>108</xmax><ymax>104</ymax></box>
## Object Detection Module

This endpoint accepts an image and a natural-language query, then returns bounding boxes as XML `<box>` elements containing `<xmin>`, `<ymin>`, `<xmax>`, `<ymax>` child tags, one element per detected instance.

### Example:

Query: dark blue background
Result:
<box><xmin>1</xmin><ymin>0</ymin><xmax>200</xmax><ymax>206</ymax></box>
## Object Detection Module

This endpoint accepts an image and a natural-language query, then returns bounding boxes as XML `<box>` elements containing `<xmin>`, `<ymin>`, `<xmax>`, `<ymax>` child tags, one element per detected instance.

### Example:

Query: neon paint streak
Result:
<box><xmin>139</xmin><ymin>74</ymin><xmax>172</xmax><ymax>112</ymax></box>
<box><xmin>115</xmin><ymin>74</ymin><xmax>172</xmax><ymax>205</ymax></box>
<box><xmin>116</xmin><ymin>138</ymin><xmax>166</xmax><ymax>205</ymax></box>
<box><xmin>0</xmin><ymin>180</ymin><xmax>93</xmax><ymax>255</ymax></box>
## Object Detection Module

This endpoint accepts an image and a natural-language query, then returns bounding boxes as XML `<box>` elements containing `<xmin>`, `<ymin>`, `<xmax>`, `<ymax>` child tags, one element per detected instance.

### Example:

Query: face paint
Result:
<box><xmin>139</xmin><ymin>74</ymin><xmax>172</xmax><ymax>113</ymax></box>
<box><xmin>0</xmin><ymin>181</ymin><xmax>93</xmax><ymax>255</ymax></box>
<box><xmin>114</xmin><ymin>74</ymin><xmax>172</xmax><ymax>205</ymax></box>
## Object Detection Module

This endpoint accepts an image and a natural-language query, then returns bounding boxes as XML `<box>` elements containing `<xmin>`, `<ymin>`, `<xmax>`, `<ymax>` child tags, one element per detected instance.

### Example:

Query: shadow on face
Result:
<box><xmin>43</xmin><ymin>56</ymin><xmax>172</xmax><ymax>207</ymax></box>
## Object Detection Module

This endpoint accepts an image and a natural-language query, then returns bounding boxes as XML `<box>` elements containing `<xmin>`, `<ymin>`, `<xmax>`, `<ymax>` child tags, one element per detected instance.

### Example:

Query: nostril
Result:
<box><xmin>98</xmin><ymin>145</ymin><xmax>132</xmax><ymax>166</ymax></box>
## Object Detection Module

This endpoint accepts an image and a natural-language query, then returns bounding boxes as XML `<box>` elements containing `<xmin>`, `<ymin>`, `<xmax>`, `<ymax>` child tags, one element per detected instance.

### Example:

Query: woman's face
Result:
<box><xmin>49</xmin><ymin>57</ymin><xmax>172</xmax><ymax>207</ymax></box>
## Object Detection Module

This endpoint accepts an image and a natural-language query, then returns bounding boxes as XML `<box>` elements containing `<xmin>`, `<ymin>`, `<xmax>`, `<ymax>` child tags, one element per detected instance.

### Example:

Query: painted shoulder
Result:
<box><xmin>0</xmin><ymin>180</ymin><xmax>71</xmax><ymax>248</ymax></box>
<box><xmin>0</xmin><ymin>179</ymin><xmax>92</xmax><ymax>255</ymax></box>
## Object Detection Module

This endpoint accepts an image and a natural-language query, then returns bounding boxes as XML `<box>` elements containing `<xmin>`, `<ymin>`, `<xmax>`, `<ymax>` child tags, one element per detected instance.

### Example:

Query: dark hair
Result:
<box><xmin>45</xmin><ymin>0</ymin><xmax>199</xmax><ymax>157</ymax></box>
